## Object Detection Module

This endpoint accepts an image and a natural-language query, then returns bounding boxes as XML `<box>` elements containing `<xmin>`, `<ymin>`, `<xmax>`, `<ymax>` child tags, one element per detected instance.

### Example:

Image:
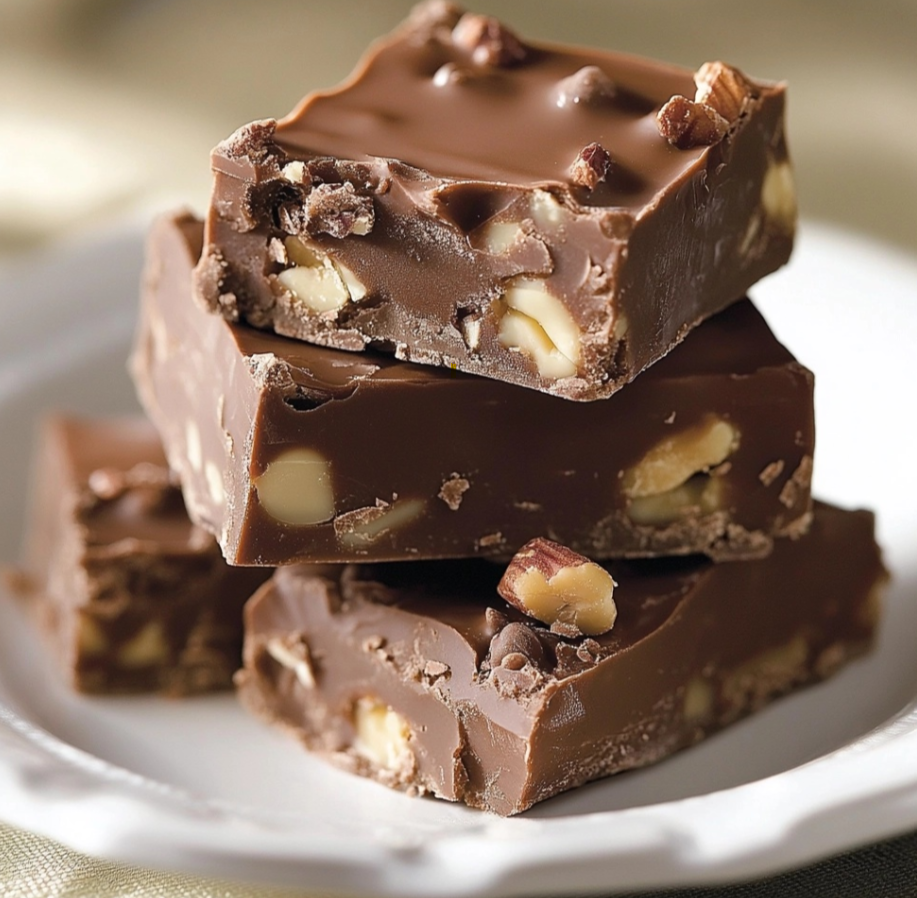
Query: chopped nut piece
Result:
<box><xmin>761</xmin><ymin>160</ymin><xmax>797</xmax><ymax>232</ymax></box>
<box><xmin>266</xmin><ymin>635</ymin><xmax>315</xmax><ymax>688</ymax></box>
<box><xmin>498</xmin><ymin>537</ymin><xmax>617</xmax><ymax>636</ymax></box>
<box><xmin>476</xmin><ymin>220</ymin><xmax>524</xmax><ymax>255</ymax></box>
<box><xmin>281</xmin><ymin>161</ymin><xmax>308</xmax><ymax>184</ymax></box>
<box><xmin>118</xmin><ymin>621</ymin><xmax>168</xmax><ymax>668</ymax></box>
<box><xmin>334</xmin><ymin>498</ymin><xmax>425</xmax><ymax>546</ymax></box>
<box><xmin>476</xmin><ymin>531</ymin><xmax>505</xmax><ymax>550</ymax></box>
<box><xmin>529</xmin><ymin>189</ymin><xmax>567</xmax><ymax>228</ymax></box>
<box><xmin>626</xmin><ymin>475</ymin><xmax>723</xmax><ymax>526</ymax></box>
<box><xmin>570</xmin><ymin>142</ymin><xmax>612</xmax><ymax>190</ymax></box>
<box><xmin>254</xmin><ymin>448</ymin><xmax>335</xmax><ymax>526</ymax></box>
<box><xmin>778</xmin><ymin>455</ymin><xmax>813</xmax><ymax>510</ymax></box>
<box><xmin>459</xmin><ymin>312</ymin><xmax>482</xmax><ymax>351</ymax></box>
<box><xmin>694</xmin><ymin>61</ymin><xmax>755</xmax><ymax>123</ymax></box>
<box><xmin>550</xmin><ymin>619</ymin><xmax>583</xmax><ymax>639</ymax></box>
<box><xmin>623</xmin><ymin>417</ymin><xmax>739</xmax><ymax>499</ymax></box>
<box><xmin>304</xmin><ymin>183</ymin><xmax>374</xmax><ymax>238</ymax></box>
<box><xmin>438</xmin><ymin>474</ymin><xmax>470</xmax><ymax>510</ymax></box>
<box><xmin>683</xmin><ymin>676</ymin><xmax>714</xmax><ymax>723</ymax></box>
<box><xmin>496</xmin><ymin>278</ymin><xmax>581</xmax><ymax>379</ymax></box>
<box><xmin>267</xmin><ymin>236</ymin><xmax>288</xmax><ymax>265</ymax></box>
<box><xmin>554</xmin><ymin>65</ymin><xmax>616</xmax><ymax>108</ymax></box>
<box><xmin>657</xmin><ymin>96</ymin><xmax>728</xmax><ymax>149</ymax></box>
<box><xmin>759</xmin><ymin>460</ymin><xmax>785</xmax><ymax>487</ymax></box>
<box><xmin>278</xmin><ymin>236</ymin><xmax>367</xmax><ymax>313</ymax></box>
<box><xmin>77</xmin><ymin>614</ymin><xmax>107</xmax><ymax>656</ymax></box>
<box><xmin>451</xmin><ymin>13</ymin><xmax>526</xmax><ymax>67</ymax></box>
<box><xmin>353</xmin><ymin>696</ymin><xmax>414</xmax><ymax>771</ymax></box>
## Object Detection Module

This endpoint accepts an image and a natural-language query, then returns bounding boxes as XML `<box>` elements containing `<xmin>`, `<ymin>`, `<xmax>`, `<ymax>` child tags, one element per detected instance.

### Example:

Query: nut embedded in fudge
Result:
<box><xmin>16</xmin><ymin>416</ymin><xmax>270</xmax><ymax>695</ymax></box>
<box><xmin>237</xmin><ymin>502</ymin><xmax>885</xmax><ymax>815</ymax></box>
<box><xmin>195</xmin><ymin>2</ymin><xmax>795</xmax><ymax>400</ymax></box>
<box><xmin>133</xmin><ymin>212</ymin><xmax>814</xmax><ymax>566</ymax></box>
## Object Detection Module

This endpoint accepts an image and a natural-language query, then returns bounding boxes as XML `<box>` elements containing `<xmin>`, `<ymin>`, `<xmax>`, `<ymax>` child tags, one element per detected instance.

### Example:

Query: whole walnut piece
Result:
<box><xmin>497</xmin><ymin>537</ymin><xmax>617</xmax><ymax>637</ymax></box>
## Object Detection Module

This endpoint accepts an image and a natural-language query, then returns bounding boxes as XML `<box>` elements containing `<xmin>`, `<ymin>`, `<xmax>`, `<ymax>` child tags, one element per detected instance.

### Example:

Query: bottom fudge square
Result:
<box><xmin>17</xmin><ymin>416</ymin><xmax>270</xmax><ymax>695</ymax></box>
<box><xmin>238</xmin><ymin>502</ymin><xmax>885</xmax><ymax>815</ymax></box>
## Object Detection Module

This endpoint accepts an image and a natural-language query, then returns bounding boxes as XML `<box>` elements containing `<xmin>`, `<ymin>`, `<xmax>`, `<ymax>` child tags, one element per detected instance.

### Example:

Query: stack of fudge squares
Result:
<box><xmin>23</xmin><ymin>4</ymin><xmax>887</xmax><ymax>815</ymax></box>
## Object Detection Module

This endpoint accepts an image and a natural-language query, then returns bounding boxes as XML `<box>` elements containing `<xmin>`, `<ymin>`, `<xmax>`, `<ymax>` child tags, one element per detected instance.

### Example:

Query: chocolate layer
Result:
<box><xmin>133</xmin><ymin>212</ymin><xmax>813</xmax><ymax>566</ymax></box>
<box><xmin>238</xmin><ymin>502</ymin><xmax>884</xmax><ymax>815</ymax></box>
<box><xmin>196</xmin><ymin>4</ymin><xmax>794</xmax><ymax>399</ymax></box>
<box><xmin>19</xmin><ymin>416</ymin><xmax>269</xmax><ymax>695</ymax></box>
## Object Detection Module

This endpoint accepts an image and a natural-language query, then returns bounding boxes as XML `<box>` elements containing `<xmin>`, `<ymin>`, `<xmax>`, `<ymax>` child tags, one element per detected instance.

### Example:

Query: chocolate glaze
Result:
<box><xmin>197</xmin><ymin>4</ymin><xmax>794</xmax><ymax>399</ymax></box>
<box><xmin>134</xmin><ymin>212</ymin><xmax>814</xmax><ymax>566</ymax></box>
<box><xmin>21</xmin><ymin>416</ymin><xmax>269</xmax><ymax>695</ymax></box>
<box><xmin>238</xmin><ymin>502</ymin><xmax>885</xmax><ymax>815</ymax></box>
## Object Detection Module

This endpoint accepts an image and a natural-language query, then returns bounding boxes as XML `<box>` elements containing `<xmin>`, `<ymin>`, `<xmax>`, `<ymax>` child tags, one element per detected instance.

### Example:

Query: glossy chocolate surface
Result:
<box><xmin>238</xmin><ymin>502</ymin><xmax>884</xmax><ymax>815</ymax></box>
<box><xmin>21</xmin><ymin>416</ymin><xmax>269</xmax><ymax>695</ymax></box>
<box><xmin>134</xmin><ymin>213</ymin><xmax>814</xmax><ymax>566</ymax></box>
<box><xmin>197</xmin><ymin>4</ymin><xmax>794</xmax><ymax>399</ymax></box>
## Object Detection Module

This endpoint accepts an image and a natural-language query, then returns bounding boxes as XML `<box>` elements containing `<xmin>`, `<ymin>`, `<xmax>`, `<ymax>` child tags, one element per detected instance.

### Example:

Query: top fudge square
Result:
<box><xmin>195</xmin><ymin>2</ymin><xmax>795</xmax><ymax>400</ymax></box>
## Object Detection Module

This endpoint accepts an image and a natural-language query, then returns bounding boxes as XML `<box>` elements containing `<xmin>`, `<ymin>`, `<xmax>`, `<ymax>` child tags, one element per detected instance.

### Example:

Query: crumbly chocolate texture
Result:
<box><xmin>195</xmin><ymin>4</ymin><xmax>794</xmax><ymax>400</ymax></box>
<box><xmin>237</xmin><ymin>502</ymin><xmax>885</xmax><ymax>815</ymax></box>
<box><xmin>19</xmin><ymin>416</ymin><xmax>270</xmax><ymax>695</ymax></box>
<box><xmin>133</xmin><ymin>213</ymin><xmax>814</xmax><ymax>566</ymax></box>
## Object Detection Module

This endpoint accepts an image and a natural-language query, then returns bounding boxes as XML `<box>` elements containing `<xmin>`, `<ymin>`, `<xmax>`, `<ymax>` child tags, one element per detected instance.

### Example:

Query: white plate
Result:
<box><xmin>1</xmin><ymin>221</ymin><xmax>917</xmax><ymax>897</ymax></box>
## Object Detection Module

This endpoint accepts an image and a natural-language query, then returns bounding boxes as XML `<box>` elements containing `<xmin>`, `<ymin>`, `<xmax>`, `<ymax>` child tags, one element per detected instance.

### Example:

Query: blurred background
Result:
<box><xmin>2</xmin><ymin>0</ymin><xmax>916</xmax><ymax>260</ymax></box>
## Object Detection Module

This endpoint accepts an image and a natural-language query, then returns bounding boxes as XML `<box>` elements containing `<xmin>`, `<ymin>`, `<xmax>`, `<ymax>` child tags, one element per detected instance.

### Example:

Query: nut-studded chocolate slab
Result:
<box><xmin>134</xmin><ymin>212</ymin><xmax>813</xmax><ymax>566</ymax></box>
<box><xmin>195</xmin><ymin>3</ymin><xmax>795</xmax><ymax>400</ymax></box>
<box><xmin>15</xmin><ymin>416</ymin><xmax>269</xmax><ymax>695</ymax></box>
<box><xmin>237</xmin><ymin>501</ymin><xmax>885</xmax><ymax>816</ymax></box>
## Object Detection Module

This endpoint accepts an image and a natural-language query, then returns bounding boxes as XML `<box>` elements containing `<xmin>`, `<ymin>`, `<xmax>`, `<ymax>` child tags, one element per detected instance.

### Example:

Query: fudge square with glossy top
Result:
<box><xmin>19</xmin><ymin>416</ymin><xmax>269</xmax><ymax>695</ymax></box>
<box><xmin>194</xmin><ymin>2</ymin><xmax>796</xmax><ymax>400</ymax></box>
<box><xmin>237</xmin><ymin>502</ymin><xmax>884</xmax><ymax>816</ymax></box>
<box><xmin>133</xmin><ymin>212</ymin><xmax>814</xmax><ymax>567</ymax></box>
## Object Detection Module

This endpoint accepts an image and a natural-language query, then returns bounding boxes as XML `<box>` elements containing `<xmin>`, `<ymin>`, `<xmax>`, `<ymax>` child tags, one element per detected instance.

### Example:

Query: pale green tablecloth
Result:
<box><xmin>0</xmin><ymin>822</ymin><xmax>327</xmax><ymax>898</ymax></box>
<box><xmin>6</xmin><ymin>819</ymin><xmax>917</xmax><ymax>897</ymax></box>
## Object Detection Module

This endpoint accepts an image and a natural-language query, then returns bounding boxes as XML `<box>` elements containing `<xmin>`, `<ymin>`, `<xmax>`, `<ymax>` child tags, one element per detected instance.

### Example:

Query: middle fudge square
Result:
<box><xmin>133</xmin><ymin>212</ymin><xmax>813</xmax><ymax>567</ymax></box>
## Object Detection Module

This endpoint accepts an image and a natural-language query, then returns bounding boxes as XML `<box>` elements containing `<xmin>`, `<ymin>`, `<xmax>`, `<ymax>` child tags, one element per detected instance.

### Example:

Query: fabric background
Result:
<box><xmin>4</xmin><ymin>820</ymin><xmax>917</xmax><ymax>897</ymax></box>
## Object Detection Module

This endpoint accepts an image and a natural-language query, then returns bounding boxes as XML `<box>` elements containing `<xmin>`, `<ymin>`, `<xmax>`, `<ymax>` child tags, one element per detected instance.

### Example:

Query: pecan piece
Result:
<box><xmin>570</xmin><ymin>142</ymin><xmax>612</xmax><ymax>190</ymax></box>
<box><xmin>497</xmin><ymin>537</ymin><xmax>617</xmax><ymax>637</ymax></box>
<box><xmin>656</xmin><ymin>96</ymin><xmax>728</xmax><ymax>149</ymax></box>
<box><xmin>694</xmin><ymin>61</ymin><xmax>756</xmax><ymax>123</ymax></box>
<box><xmin>452</xmin><ymin>13</ymin><xmax>526</xmax><ymax>67</ymax></box>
